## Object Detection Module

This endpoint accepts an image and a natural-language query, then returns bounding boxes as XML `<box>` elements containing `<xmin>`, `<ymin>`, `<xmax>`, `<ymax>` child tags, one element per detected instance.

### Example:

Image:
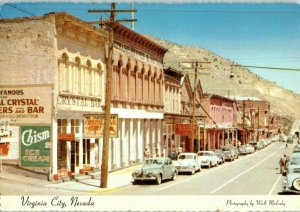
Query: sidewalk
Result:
<box><xmin>0</xmin><ymin>163</ymin><xmax>142</xmax><ymax>194</ymax></box>
<box><xmin>47</xmin><ymin>164</ymin><xmax>141</xmax><ymax>193</ymax></box>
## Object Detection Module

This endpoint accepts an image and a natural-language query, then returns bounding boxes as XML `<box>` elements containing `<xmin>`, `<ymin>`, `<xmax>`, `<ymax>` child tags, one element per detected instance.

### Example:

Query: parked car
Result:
<box><xmin>248</xmin><ymin>141</ymin><xmax>259</xmax><ymax>151</ymax></box>
<box><xmin>132</xmin><ymin>157</ymin><xmax>177</xmax><ymax>185</ymax></box>
<box><xmin>197</xmin><ymin>151</ymin><xmax>219</xmax><ymax>168</ymax></box>
<box><xmin>175</xmin><ymin>153</ymin><xmax>201</xmax><ymax>175</ymax></box>
<box><xmin>222</xmin><ymin>146</ymin><xmax>236</xmax><ymax>161</ymax></box>
<box><xmin>293</xmin><ymin>144</ymin><xmax>300</xmax><ymax>153</ymax></box>
<box><xmin>238</xmin><ymin>145</ymin><xmax>247</xmax><ymax>155</ymax></box>
<box><xmin>282</xmin><ymin>152</ymin><xmax>300</xmax><ymax>193</ymax></box>
<box><xmin>214</xmin><ymin>149</ymin><xmax>225</xmax><ymax>164</ymax></box>
<box><xmin>244</xmin><ymin>144</ymin><xmax>255</xmax><ymax>154</ymax></box>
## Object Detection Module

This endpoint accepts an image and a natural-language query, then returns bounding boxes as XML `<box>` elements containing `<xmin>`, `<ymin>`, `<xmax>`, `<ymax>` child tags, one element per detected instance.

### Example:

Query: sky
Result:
<box><xmin>0</xmin><ymin>1</ymin><xmax>300</xmax><ymax>94</ymax></box>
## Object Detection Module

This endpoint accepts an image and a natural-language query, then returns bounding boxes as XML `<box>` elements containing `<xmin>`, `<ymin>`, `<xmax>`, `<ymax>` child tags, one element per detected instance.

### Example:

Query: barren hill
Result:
<box><xmin>145</xmin><ymin>35</ymin><xmax>300</xmax><ymax>119</ymax></box>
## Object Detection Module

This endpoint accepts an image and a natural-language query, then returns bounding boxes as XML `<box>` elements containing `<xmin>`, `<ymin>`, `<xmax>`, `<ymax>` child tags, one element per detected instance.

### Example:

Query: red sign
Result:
<box><xmin>174</xmin><ymin>124</ymin><xmax>197</xmax><ymax>136</ymax></box>
<box><xmin>58</xmin><ymin>134</ymin><xmax>75</xmax><ymax>141</ymax></box>
<box><xmin>0</xmin><ymin>142</ymin><xmax>10</xmax><ymax>156</ymax></box>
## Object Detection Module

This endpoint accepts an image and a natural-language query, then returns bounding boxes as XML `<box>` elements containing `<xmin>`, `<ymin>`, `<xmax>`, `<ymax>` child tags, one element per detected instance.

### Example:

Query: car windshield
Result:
<box><xmin>178</xmin><ymin>154</ymin><xmax>193</xmax><ymax>160</ymax></box>
<box><xmin>144</xmin><ymin>159</ymin><xmax>163</xmax><ymax>165</ymax></box>
<box><xmin>198</xmin><ymin>152</ymin><xmax>212</xmax><ymax>156</ymax></box>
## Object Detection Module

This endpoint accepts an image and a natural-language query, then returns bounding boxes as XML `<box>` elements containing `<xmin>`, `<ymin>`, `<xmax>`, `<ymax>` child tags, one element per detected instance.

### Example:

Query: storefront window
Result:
<box><xmin>71</xmin><ymin>119</ymin><xmax>80</xmax><ymax>134</ymax></box>
<box><xmin>83</xmin><ymin>139</ymin><xmax>90</xmax><ymax>164</ymax></box>
<box><xmin>57</xmin><ymin>119</ymin><xmax>67</xmax><ymax>134</ymax></box>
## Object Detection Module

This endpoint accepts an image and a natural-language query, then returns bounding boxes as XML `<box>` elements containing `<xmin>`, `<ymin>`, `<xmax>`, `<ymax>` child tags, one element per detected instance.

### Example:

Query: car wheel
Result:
<box><xmin>191</xmin><ymin>167</ymin><xmax>195</xmax><ymax>175</ymax></box>
<box><xmin>292</xmin><ymin>178</ymin><xmax>300</xmax><ymax>191</ymax></box>
<box><xmin>156</xmin><ymin>175</ymin><xmax>162</xmax><ymax>185</ymax></box>
<box><xmin>171</xmin><ymin>171</ymin><xmax>177</xmax><ymax>181</ymax></box>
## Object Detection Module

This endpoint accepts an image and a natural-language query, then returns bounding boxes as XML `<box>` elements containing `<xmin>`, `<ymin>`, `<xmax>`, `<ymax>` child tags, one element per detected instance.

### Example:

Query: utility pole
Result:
<box><xmin>88</xmin><ymin>3</ymin><xmax>136</xmax><ymax>188</ymax></box>
<box><xmin>182</xmin><ymin>61</ymin><xmax>210</xmax><ymax>152</ymax></box>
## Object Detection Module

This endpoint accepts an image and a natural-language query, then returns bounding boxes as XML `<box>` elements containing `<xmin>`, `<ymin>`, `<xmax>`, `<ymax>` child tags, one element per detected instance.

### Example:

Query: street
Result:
<box><xmin>109</xmin><ymin>142</ymin><xmax>292</xmax><ymax>195</ymax></box>
<box><xmin>0</xmin><ymin>141</ymin><xmax>296</xmax><ymax>196</ymax></box>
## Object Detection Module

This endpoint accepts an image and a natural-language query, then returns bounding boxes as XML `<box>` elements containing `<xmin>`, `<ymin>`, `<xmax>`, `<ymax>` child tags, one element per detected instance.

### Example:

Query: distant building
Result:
<box><xmin>236</xmin><ymin>98</ymin><xmax>272</xmax><ymax>142</ymax></box>
<box><xmin>201</xmin><ymin>94</ymin><xmax>238</xmax><ymax>149</ymax></box>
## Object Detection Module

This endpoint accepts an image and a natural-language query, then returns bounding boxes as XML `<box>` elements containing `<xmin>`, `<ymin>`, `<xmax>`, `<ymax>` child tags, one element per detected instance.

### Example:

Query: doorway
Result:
<box><xmin>71</xmin><ymin>140</ymin><xmax>79</xmax><ymax>172</ymax></box>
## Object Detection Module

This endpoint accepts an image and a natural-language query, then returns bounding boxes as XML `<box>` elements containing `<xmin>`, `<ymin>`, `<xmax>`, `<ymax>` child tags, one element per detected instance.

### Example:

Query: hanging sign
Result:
<box><xmin>84</xmin><ymin>114</ymin><xmax>118</xmax><ymax>138</ymax></box>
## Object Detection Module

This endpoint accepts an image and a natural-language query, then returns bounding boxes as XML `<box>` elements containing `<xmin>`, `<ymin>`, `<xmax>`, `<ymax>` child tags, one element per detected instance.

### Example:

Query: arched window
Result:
<box><xmin>86</xmin><ymin>60</ymin><xmax>92</xmax><ymax>96</ymax></box>
<box><xmin>75</xmin><ymin>57</ymin><xmax>81</xmax><ymax>94</ymax></box>
<box><xmin>59</xmin><ymin>53</ymin><xmax>69</xmax><ymax>92</ymax></box>
<box><xmin>96</xmin><ymin>63</ymin><xmax>103</xmax><ymax>97</ymax></box>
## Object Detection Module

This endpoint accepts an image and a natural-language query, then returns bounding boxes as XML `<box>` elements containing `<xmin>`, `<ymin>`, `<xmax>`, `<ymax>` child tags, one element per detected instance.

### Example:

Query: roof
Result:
<box><xmin>107</xmin><ymin>22</ymin><xmax>168</xmax><ymax>61</ymax></box>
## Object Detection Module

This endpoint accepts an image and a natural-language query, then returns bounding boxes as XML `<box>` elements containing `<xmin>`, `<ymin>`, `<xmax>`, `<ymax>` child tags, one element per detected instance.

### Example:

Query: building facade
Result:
<box><xmin>201</xmin><ymin>94</ymin><xmax>238</xmax><ymax>149</ymax></box>
<box><xmin>107</xmin><ymin>22</ymin><xmax>167</xmax><ymax>169</ymax></box>
<box><xmin>0</xmin><ymin>12</ymin><xmax>109</xmax><ymax>180</ymax></box>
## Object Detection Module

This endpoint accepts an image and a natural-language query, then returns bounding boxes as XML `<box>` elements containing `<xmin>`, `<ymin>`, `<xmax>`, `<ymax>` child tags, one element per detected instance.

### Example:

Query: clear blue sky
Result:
<box><xmin>1</xmin><ymin>2</ymin><xmax>300</xmax><ymax>94</ymax></box>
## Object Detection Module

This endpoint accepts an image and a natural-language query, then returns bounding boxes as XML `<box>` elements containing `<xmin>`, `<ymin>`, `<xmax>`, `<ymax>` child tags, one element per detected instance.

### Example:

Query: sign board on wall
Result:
<box><xmin>84</xmin><ymin>114</ymin><xmax>118</xmax><ymax>138</ymax></box>
<box><xmin>57</xmin><ymin>95</ymin><xmax>102</xmax><ymax>112</ymax></box>
<box><xmin>174</xmin><ymin>123</ymin><xmax>197</xmax><ymax>136</ymax></box>
<box><xmin>20</xmin><ymin>126</ymin><xmax>51</xmax><ymax>168</ymax></box>
<box><xmin>0</xmin><ymin>123</ymin><xmax>19</xmax><ymax>159</ymax></box>
<box><xmin>0</xmin><ymin>87</ymin><xmax>52</xmax><ymax>124</ymax></box>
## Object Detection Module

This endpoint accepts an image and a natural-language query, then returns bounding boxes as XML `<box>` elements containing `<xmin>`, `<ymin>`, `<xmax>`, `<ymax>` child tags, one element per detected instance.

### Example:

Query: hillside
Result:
<box><xmin>145</xmin><ymin>35</ymin><xmax>300</xmax><ymax>119</ymax></box>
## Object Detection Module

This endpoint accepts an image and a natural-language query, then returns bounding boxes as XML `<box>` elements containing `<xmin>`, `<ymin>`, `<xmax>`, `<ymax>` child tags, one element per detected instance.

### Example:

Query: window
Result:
<box><xmin>57</xmin><ymin>119</ymin><xmax>67</xmax><ymax>134</ymax></box>
<box><xmin>71</xmin><ymin>119</ymin><xmax>80</xmax><ymax>134</ymax></box>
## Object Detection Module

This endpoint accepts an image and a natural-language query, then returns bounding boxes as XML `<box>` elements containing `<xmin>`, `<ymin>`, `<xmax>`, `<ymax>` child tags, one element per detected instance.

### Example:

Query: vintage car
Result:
<box><xmin>238</xmin><ymin>145</ymin><xmax>247</xmax><ymax>155</ymax></box>
<box><xmin>293</xmin><ymin>144</ymin><xmax>300</xmax><ymax>153</ymax></box>
<box><xmin>282</xmin><ymin>152</ymin><xmax>300</xmax><ymax>193</ymax></box>
<box><xmin>214</xmin><ymin>149</ymin><xmax>225</xmax><ymax>164</ymax></box>
<box><xmin>175</xmin><ymin>153</ymin><xmax>201</xmax><ymax>174</ymax></box>
<box><xmin>132</xmin><ymin>157</ymin><xmax>177</xmax><ymax>185</ymax></box>
<box><xmin>244</xmin><ymin>144</ymin><xmax>255</xmax><ymax>154</ymax></box>
<box><xmin>222</xmin><ymin>146</ymin><xmax>237</xmax><ymax>162</ymax></box>
<box><xmin>197</xmin><ymin>151</ymin><xmax>219</xmax><ymax>168</ymax></box>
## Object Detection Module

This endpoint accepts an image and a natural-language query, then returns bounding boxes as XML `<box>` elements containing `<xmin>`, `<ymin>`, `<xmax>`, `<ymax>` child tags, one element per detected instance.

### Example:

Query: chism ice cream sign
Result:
<box><xmin>20</xmin><ymin>126</ymin><xmax>51</xmax><ymax>168</ymax></box>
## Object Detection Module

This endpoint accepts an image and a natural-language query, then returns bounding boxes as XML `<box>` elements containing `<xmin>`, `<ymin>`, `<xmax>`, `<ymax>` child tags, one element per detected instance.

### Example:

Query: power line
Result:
<box><xmin>232</xmin><ymin>65</ymin><xmax>300</xmax><ymax>72</ymax></box>
<box><xmin>5</xmin><ymin>3</ymin><xmax>36</xmax><ymax>17</ymax></box>
<box><xmin>3</xmin><ymin>6</ymin><xmax>300</xmax><ymax>15</ymax></box>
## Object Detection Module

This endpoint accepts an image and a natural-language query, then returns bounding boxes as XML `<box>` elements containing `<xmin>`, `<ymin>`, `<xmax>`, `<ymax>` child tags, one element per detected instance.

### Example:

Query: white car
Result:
<box><xmin>197</xmin><ymin>151</ymin><xmax>219</xmax><ymax>168</ymax></box>
<box><xmin>175</xmin><ymin>153</ymin><xmax>201</xmax><ymax>175</ymax></box>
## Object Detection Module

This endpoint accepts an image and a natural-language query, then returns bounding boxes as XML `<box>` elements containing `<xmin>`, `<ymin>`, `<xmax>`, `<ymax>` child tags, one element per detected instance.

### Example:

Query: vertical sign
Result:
<box><xmin>20</xmin><ymin>126</ymin><xmax>51</xmax><ymax>168</ymax></box>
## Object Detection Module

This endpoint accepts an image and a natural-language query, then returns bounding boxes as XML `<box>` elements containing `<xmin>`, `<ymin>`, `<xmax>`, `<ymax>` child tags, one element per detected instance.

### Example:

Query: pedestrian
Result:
<box><xmin>279</xmin><ymin>154</ymin><xmax>287</xmax><ymax>175</ymax></box>
<box><xmin>285</xmin><ymin>142</ymin><xmax>288</xmax><ymax>148</ymax></box>
<box><xmin>144</xmin><ymin>145</ymin><xmax>150</xmax><ymax>158</ymax></box>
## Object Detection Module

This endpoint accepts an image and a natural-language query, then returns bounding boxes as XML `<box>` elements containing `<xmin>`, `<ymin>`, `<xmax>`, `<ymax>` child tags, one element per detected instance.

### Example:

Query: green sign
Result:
<box><xmin>20</xmin><ymin>126</ymin><xmax>51</xmax><ymax>168</ymax></box>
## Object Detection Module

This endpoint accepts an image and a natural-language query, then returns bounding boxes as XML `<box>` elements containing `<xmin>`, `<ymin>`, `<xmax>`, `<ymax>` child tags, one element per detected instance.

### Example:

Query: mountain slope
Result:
<box><xmin>145</xmin><ymin>35</ymin><xmax>300</xmax><ymax>119</ymax></box>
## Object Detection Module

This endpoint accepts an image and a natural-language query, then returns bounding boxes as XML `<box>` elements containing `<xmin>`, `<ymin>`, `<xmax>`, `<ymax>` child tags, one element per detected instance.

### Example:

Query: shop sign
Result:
<box><xmin>174</xmin><ymin>123</ymin><xmax>197</xmax><ymax>136</ymax></box>
<box><xmin>57</xmin><ymin>95</ymin><xmax>102</xmax><ymax>112</ymax></box>
<box><xmin>20</xmin><ymin>126</ymin><xmax>51</xmax><ymax>168</ymax></box>
<box><xmin>0</xmin><ymin>87</ymin><xmax>52</xmax><ymax>124</ymax></box>
<box><xmin>84</xmin><ymin>114</ymin><xmax>118</xmax><ymax>138</ymax></box>
<box><xmin>0</xmin><ymin>122</ymin><xmax>19</xmax><ymax>159</ymax></box>
<box><xmin>58</xmin><ymin>133</ymin><xmax>75</xmax><ymax>141</ymax></box>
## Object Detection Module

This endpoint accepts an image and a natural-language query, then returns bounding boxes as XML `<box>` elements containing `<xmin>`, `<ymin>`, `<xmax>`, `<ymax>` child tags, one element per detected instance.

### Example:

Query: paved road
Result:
<box><xmin>110</xmin><ymin>142</ymin><xmax>294</xmax><ymax>195</ymax></box>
